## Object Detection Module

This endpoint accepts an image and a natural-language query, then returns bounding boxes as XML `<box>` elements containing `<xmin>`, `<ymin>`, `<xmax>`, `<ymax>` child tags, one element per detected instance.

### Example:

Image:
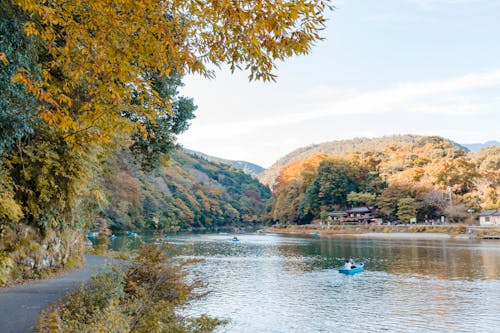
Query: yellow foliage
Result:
<box><xmin>12</xmin><ymin>0</ymin><xmax>332</xmax><ymax>148</ymax></box>
<box><xmin>0</xmin><ymin>194</ymin><xmax>24</xmax><ymax>222</ymax></box>
<box><xmin>0</xmin><ymin>52</ymin><xmax>8</xmax><ymax>65</ymax></box>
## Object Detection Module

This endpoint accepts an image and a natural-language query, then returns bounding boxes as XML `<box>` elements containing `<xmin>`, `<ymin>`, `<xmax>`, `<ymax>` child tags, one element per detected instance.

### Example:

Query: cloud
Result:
<box><xmin>180</xmin><ymin>68</ymin><xmax>500</xmax><ymax>142</ymax></box>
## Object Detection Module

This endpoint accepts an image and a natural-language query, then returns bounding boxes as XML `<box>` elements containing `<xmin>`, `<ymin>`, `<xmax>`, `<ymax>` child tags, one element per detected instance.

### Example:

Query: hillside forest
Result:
<box><xmin>270</xmin><ymin>137</ymin><xmax>499</xmax><ymax>225</ymax></box>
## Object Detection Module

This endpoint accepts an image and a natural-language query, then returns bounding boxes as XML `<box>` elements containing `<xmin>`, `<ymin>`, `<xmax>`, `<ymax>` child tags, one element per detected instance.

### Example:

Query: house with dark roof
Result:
<box><xmin>479</xmin><ymin>210</ymin><xmax>500</xmax><ymax>227</ymax></box>
<box><xmin>327</xmin><ymin>211</ymin><xmax>346</xmax><ymax>224</ymax></box>
<box><xmin>343</xmin><ymin>207</ymin><xmax>374</xmax><ymax>224</ymax></box>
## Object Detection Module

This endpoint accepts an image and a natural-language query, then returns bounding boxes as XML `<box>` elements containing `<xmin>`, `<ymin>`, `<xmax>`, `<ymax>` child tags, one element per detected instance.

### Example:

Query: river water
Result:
<box><xmin>113</xmin><ymin>233</ymin><xmax>500</xmax><ymax>332</ymax></box>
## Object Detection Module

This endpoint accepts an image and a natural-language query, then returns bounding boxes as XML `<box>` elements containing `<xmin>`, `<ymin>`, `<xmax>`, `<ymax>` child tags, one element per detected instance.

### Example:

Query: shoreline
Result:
<box><xmin>266</xmin><ymin>225</ymin><xmax>500</xmax><ymax>241</ymax></box>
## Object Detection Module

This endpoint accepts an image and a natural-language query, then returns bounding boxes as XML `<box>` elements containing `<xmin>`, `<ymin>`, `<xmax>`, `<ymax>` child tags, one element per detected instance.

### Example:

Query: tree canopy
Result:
<box><xmin>5</xmin><ymin>0</ymin><xmax>332</xmax><ymax>147</ymax></box>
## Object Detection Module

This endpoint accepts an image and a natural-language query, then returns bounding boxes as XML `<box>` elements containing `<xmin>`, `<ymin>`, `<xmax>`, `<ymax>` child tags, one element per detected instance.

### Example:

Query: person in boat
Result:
<box><xmin>349</xmin><ymin>257</ymin><xmax>357</xmax><ymax>268</ymax></box>
<box><xmin>233</xmin><ymin>236</ymin><xmax>239</xmax><ymax>241</ymax></box>
<box><xmin>344</xmin><ymin>260</ymin><xmax>352</xmax><ymax>269</ymax></box>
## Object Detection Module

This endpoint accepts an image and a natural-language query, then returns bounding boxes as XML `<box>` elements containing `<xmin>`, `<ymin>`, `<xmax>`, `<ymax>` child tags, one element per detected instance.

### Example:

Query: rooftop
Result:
<box><xmin>479</xmin><ymin>210</ymin><xmax>500</xmax><ymax>216</ymax></box>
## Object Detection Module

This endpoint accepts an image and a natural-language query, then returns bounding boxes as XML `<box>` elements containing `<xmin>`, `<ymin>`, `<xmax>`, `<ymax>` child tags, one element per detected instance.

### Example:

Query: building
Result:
<box><xmin>343</xmin><ymin>207</ymin><xmax>374</xmax><ymax>224</ymax></box>
<box><xmin>479</xmin><ymin>210</ymin><xmax>500</xmax><ymax>226</ymax></box>
<box><xmin>327</xmin><ymin>211</ymin><xmax>346</xmax><ymax>224</ymax></box>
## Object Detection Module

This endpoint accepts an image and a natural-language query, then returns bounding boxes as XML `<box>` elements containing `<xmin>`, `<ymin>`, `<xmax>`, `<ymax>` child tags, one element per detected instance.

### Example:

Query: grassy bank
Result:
<box><xmin>266</xmin><ymin>224</ymin><xmax>500</xmax><ymax>238</ymax></box>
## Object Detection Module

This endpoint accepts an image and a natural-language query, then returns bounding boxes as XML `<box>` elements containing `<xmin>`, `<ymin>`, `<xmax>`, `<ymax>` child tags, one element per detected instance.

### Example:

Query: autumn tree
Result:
<box><xmin>5</xmin><ymin>0</ymin><xmax>332</xmax><ymax>148</ymax></box>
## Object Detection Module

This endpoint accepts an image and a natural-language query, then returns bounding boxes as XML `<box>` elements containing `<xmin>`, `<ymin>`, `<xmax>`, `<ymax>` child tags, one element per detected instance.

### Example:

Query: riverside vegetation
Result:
<box><xmin>37</xmin><ymin>244</ymin><xmax>224</xmax><ymax>333</ymax></box>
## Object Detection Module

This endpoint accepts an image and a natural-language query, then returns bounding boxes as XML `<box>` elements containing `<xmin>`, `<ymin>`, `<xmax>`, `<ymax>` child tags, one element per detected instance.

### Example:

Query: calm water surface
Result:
<box><xmin>114</xmin><ymin>233</ymin><xmax>500</xmax><ymax>332</ymax></box>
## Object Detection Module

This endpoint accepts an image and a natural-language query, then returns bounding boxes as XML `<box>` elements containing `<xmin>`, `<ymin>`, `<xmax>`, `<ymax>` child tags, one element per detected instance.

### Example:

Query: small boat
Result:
<box><xmin>338</xmin><ymin>262</ymin><xmax>364</xmax><ymax>275</ymax></box>
<box><xmin>127</xmin><ymin>230</ymin><xmax>138</xmax><ymax>237</ymax></box>
<box><xmin>110</xmin><ymin>234</ymin><xmax>117</xmax><ymax>240</ymax></box>
<box><xmin>312</xmin><ymin>233</ymin><xmax>319</xmax><ymax>238</ymax></box>
<box><xmin>231</xmin><ymin>237</ymin><xmax>240</xmax><ymax>242</ymax></box>
<box><xmin>86</xmin><ymin>232</ymin><xmax>99</xmax><ymax>238</ymax></box>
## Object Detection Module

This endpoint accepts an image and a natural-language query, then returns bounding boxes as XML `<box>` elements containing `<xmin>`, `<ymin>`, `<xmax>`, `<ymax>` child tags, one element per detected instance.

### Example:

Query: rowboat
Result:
<box><xmin>338</xmin><ymin>262</ymin><xmax>364</xmax><ymax>275</ymax></box>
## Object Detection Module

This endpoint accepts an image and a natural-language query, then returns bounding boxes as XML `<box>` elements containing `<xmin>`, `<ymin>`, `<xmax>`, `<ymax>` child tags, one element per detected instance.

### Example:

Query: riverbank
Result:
<box><xmin>266</xmin><ymin>224</ymin><xmax>500</xmax><ymax>240</ymax></box>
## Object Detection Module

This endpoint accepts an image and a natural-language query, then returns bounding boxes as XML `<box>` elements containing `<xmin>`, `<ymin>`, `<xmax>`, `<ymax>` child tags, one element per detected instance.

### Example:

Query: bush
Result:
<box><xmin>37</xmin><ymin>244</ymin><xmax>224</xmax><ymax>332</ymax></box>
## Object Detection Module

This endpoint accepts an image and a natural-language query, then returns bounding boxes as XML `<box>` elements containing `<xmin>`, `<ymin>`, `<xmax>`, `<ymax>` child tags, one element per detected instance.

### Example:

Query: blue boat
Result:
<box><xmin>338</xmin><ymin>262</ymin><xmax>364</xmax><ymax>275</ymax></box>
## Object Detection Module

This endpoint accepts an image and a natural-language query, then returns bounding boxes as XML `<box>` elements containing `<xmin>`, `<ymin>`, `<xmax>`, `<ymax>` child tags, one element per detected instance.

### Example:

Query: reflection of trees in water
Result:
<box><xmin>480</xmin><ymin>244</ymin><xmax>500</xmax><ymax>279</ymax></box>
<box><xmin>110</xmin><ymin>234</ymin><xmax>499</xmax><ymax>280</ymax></box>
<box><xmin>309</xmin><ymin>238</ymin><xmax>499</xmax><ymax>280</ymax></box>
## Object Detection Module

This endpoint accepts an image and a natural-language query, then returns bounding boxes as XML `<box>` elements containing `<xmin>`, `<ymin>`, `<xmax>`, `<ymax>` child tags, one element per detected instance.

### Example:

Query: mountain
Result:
<box><xmin>184</xmin><ymin>148</ymin><xmax>265</xmax><ymax>177</ymax></box>
<box><xmin>258</xmin><ymin>135</ymin><xmax>468</xmax><ymax>187</ymax></box>
<box><xmin>100</xmin><ymin>149</ymin><xmax>271</xmax><ymax>231</ymax></box>
<box><xmin>461</xmin><ymin>141</ymin><xmax>500</xmax><ymax>153</ymax></box>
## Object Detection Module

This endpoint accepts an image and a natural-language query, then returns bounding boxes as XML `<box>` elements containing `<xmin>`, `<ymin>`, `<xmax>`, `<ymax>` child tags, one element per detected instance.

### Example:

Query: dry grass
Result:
<box><xmin>268</xmin><ymin>223</ymin><xmax>469</xmax><ymax>236</ymax></box>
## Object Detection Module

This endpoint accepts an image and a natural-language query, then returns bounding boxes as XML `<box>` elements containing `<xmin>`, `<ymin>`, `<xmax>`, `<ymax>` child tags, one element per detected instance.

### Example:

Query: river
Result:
<box><xmin>112</xmin><ymin>233</ymin><xmax>500</xmax><ymax>332</ymax></box>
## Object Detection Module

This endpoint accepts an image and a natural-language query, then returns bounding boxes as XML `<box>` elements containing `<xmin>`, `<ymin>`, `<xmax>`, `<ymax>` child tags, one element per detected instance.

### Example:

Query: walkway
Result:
<box><xmin>0</xmin><ymin>255</ymin><xmax>114</xmax><ymax>332</ymax></box>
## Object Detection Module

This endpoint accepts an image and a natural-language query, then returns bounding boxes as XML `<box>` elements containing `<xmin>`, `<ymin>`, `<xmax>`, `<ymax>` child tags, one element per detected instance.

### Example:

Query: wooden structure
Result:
<box><xmin>343</xmin><ymin>207</ymin><xmax>375</xmax><ymax>224</ymax></box>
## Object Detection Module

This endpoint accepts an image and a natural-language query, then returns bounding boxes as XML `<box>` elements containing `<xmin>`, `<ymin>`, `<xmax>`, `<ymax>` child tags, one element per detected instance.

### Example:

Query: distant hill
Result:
<box><xmin>258</xmin><ymin>135</ymin><xmax>468</xmax><ymax>187</ymax></box>
<box><xmin>269</xmin><ymin>136</ymin><xmax>499</xmax><ymax>225</ymax></box>
<box><xmin>184</xmin><ymin>148</ymin><xmax>265</xmax><ymax>177</ymax></box>
<box><xmin>461</xmin><ymin>141</ymin><xmax>500</xmax><ymax>153</ymax></box>
<box><xmin>100</xmin><ymin>149</ymin><xmax>271</xmax><ymax>231</ymax></box>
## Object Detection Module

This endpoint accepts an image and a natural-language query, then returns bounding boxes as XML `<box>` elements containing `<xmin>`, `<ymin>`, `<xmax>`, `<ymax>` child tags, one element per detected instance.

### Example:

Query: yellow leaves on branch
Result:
<box><xmin>12</xmin><ymin>0</ymin><xmax>331</xmax><ymax>147</ymax></box>
<box><xmin>0</xmin><ymin>52</ymin><xmax>9</xmax><ymax>65</ymax></box>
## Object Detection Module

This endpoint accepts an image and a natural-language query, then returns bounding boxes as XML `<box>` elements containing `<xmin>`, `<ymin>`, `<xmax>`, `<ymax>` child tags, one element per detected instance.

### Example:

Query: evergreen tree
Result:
<box><xmin>397</xmin><ymin>197</ymin><xmax>417</xmax><ymax>223</ymax></box>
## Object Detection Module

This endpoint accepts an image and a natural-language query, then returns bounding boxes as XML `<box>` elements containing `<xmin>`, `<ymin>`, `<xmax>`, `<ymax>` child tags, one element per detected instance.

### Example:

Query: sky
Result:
<box><xmin>178</xmin><ymin>0</ymin><xmax>500</xmax><ymax>168</ymax></box>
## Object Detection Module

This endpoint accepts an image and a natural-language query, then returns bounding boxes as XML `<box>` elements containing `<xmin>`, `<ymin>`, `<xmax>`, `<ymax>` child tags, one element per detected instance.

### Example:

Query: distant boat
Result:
<box><xmin>153</xmin><ymin>235</ymin><xmax>169</xmax><ymax>245</ymax></box>
<box><xmin>127</xmin><ymin>230</ymin><xmax>138</xmax><ymax>237</ymax></box>
<box><xmin>86</xmin><ymin>232</ymin><xmax>99</xmax><ymax>238</ymax></box>
<box><xmin>231</xmin><ymin>237</ymin><xmax>240</xmax><ymax>242</ymax></box>
<box><xmin>338</xmin><ymin>262</ymin><xmax>364</xmax><ymax>275</ymax></box>
<box><xmin>312</xmin><ymin>233</ymin><xmax>319</xmax><ymax>238</ymax></box>
<box><xmin>110</xmin><ymin>234</ymin><xmax>117</xmax><ymax>240</ymax></box>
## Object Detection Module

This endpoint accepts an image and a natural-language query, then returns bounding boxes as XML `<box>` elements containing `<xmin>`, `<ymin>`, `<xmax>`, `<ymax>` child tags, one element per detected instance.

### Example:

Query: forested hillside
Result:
<box><xmin>259</xmin><ymin>135</ymin><xmax>469</xmax><ymax>186</ymax></box>
<box><xmin>270</xmin><ymin>136</ymin><xmax>499</xmax><ymax>224</ymax></box>
<box><xmin>100</xmin><ymin>149</ymin><xmax>271</xmax><ymax>232</ymax></box>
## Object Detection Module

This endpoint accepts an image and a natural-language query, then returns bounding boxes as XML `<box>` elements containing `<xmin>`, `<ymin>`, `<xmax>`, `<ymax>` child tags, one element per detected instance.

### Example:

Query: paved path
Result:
<box><xmin>0</xmin><ymin>255</ymin><xmax>116</xmax><ymax>333</ymax></box>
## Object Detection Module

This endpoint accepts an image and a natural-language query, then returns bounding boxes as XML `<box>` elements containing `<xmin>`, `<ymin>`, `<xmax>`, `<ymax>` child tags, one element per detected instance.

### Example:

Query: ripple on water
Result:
<box><xmin>173</xmin><ymin>234</ymin><xmax>500</xmax><ymax>332</ymax></box>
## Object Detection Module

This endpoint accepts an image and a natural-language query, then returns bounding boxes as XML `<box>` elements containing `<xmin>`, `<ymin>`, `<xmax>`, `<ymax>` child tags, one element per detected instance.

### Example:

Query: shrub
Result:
<box><xmin>37</xmin><ymin>244</ymin><xmax>224</xmax><ymax>332</ymax></box>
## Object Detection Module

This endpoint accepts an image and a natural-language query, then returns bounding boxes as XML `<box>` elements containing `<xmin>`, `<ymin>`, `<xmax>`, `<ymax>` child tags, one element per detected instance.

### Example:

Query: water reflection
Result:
<box><xmin>110</xmin><ymin>233</ymin><xmax>500</xmax><ymax>332</ymax></box>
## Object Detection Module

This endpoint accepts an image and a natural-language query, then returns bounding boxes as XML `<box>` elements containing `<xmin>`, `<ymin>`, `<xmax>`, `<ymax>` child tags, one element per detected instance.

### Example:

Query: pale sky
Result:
<box><xmin>178</xmin><ymin>0</ymin><xmax>500</xmax><ymax>168</ymax></box>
